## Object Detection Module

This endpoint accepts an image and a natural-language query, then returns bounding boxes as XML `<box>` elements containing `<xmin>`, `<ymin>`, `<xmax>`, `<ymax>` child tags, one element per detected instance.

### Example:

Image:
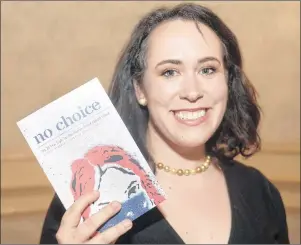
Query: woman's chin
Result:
<box><xmin>171</xmin><ymin>136</ymin><xmax>210</xmax><ymax>151</ymax></box>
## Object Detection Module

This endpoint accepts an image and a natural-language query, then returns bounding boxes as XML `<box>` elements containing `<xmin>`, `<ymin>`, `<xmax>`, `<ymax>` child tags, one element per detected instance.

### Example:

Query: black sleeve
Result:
<box><xmin>266</xmin><ymin>179</ymin><xmax>290</xmax><ymax>244</ymax></box>
<box><xmin>39</xmin><ymin>194</ymin><xmax>66</xmax><ymax>244</ymax></box>
<box><xmin>39</xmin><ymin>194</ymin><xmax>132</xmax><ymax>244</ymax></box>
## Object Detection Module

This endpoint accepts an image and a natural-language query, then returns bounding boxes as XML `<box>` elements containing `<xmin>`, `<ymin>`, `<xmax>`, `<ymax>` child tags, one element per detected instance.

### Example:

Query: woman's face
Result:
<box><xmin>135</xmin><ymin>19</ymin><xmax>228</xmax><ymax>148</ymax></box>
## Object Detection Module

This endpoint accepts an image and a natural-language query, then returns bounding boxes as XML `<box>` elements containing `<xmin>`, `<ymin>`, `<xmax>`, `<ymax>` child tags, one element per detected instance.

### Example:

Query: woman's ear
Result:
<box><xmin>133</xmin><ymin>80</ymin><xmax>147</xmax><ymax>106</ymax></box>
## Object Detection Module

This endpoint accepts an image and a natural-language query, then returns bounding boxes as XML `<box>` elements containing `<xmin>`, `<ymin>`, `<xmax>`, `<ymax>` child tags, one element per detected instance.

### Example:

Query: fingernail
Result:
<box><xmin>123</xmin><ymin>219</ymin><xmax>132</xmax><ymax>229</ymax></box>
<box><xmin>111</xmin><ymin>201</ymin><xmax>121</xmax><ymax>210</ymax></box>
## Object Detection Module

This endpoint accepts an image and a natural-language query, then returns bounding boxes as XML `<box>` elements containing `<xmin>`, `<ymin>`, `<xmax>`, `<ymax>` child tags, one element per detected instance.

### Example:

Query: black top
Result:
<box><xmin>39</xmin><ymin>160</ymin><xmax>290</xmax><ymax>244</ymax></box>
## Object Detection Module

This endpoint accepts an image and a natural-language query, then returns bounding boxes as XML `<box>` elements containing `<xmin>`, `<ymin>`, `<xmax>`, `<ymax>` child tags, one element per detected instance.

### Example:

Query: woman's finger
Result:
<box><xmin>75</xmin><ymin>201</ymin><xmax>122</xmax><ymax>241</ymax></box>
<box><xmin>61</xmin><ymin>191</ymin><xmax>100</xmax><ymax>228</ymax></box>
<box><xmin>86</xmin><ymin>219</ymin><xmax>133</xmax><ymax>244</ymax></box>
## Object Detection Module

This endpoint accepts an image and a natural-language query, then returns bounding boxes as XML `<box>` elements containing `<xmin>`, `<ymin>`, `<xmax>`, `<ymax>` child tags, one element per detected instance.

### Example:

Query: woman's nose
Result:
<box><xmin>179</xmin><ymin>76</ymin><xmax>204</xmax><ymax>102</ymax></box>
<box><xmin>181</xmin><ymin>91</ymin><xmax>204</xmax><ymax>102</ymax></box>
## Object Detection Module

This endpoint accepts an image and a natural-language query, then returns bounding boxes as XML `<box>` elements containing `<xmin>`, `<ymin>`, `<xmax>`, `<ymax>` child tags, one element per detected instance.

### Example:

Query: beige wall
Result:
<box><xmin>1</xmin><ymin>0</ymin><xmax>300</xmax><ymax>219</ymax></box>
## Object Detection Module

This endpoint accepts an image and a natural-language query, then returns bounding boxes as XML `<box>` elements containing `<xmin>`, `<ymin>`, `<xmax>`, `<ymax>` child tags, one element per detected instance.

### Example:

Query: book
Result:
<box><xmin>17</xmin><ymin>77</ymin><xmax>165</xmax><ymax>232</ymax></box>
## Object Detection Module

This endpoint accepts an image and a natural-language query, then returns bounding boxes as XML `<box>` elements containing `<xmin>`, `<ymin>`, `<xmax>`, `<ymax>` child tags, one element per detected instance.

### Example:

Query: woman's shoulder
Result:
<box><xmin>222</xmin><ymin>158</ymin><xmax>282</xmax><ymax>199</ymax></box>
<box><xmin>222</xmin><ymin>158</ymin><xmax>287</xmax><ymax>221</ymax></box>
<box><xmin>223</xmin><ymin>158</ymin><xmax>274</xmax><ymax>183</ymax></box>
<box><xmin>221</xmin><ymin>158</ymin><xmax>290</xmax><ymax>243</ymax></box>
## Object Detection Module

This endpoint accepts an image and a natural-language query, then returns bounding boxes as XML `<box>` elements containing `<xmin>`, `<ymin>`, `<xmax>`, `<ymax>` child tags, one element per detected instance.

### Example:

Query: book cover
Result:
<box><xmin>17</xmin><ymin>78</ymin><xmax>165</xmax><ymax>232</ymax></box>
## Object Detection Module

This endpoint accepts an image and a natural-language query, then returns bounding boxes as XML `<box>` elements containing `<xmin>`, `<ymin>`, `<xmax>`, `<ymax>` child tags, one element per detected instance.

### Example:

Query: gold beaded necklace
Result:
<box><xmin>156</xmin><ymin>155</ymin><xmax>211</xmax><ymax>176</ymax></box>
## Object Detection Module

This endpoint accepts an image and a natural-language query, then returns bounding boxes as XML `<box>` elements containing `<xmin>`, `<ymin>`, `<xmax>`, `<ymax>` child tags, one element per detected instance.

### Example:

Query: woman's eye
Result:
<box><xmin>162</xmin><ymin>69</ymin><xmax>179</xmax><ymax>78</ymax></box>
<box><xmin>199</xmin><ymin>67</ymin><xmax>216</xmax><ymax>76</ymax></box>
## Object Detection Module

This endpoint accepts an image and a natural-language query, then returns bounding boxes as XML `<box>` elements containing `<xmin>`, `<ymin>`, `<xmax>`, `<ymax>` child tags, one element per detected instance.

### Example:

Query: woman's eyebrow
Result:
<box><xmin>155</xmin><ymin>59</ymin><xmax>182</xmax><ymax>68</ymax></box>
<box><xmin>155</xmin><ymin>56</ymin><xmax>221</xmax><ymax>68</ymax></box>
<box><xmin>197</xmin><ymin>56</ymin><xmax>221</xmax><ymax>64</ymax></box>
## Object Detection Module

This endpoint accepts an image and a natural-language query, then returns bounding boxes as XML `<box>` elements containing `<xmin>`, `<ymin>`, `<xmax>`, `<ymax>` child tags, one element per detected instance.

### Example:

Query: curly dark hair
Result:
<box><xmin>108</xmin><ymin>3</ymin><xmax>261</xmax><ymax>171</ymax></box>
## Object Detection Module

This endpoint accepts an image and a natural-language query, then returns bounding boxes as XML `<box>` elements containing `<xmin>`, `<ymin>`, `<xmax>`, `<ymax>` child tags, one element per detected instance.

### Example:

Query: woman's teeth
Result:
<box><xmin>175</xmin><ymin>110</ymin><xmax>206</xmax><ymax>120</ymax></box>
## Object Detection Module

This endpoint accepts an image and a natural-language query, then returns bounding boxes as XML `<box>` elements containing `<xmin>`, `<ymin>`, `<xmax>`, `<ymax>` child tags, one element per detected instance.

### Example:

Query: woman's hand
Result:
<box><xmin>56</xmin><ymin>191</ymin><xmax>132</xmax><ymax>244</ymax></box>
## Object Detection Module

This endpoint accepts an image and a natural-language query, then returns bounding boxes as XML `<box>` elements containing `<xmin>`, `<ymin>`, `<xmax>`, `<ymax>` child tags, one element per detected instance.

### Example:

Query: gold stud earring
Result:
<box><xmin>138</xmin><ymin>98</ymin><xmax>147</xmax><ymax>106</ymax></box>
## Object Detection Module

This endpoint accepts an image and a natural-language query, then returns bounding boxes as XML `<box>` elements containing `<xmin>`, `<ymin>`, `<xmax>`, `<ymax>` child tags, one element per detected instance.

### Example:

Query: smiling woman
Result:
<box><xmin>134</xmin><ymin>19</ymin><xmax>230</xmax><ymax>152</ymax></box>
<box><xmin>39</xmin><ymin>3</ymin><xmax>289</xmax><ymax>244</ymax></box>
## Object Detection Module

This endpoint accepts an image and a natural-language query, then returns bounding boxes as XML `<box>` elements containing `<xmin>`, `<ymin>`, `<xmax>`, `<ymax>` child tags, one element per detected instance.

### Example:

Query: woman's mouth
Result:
<box><xmin>173</xmin><ymin>108</ymin><xmax>210</xmax><ymax>126</ymax></box>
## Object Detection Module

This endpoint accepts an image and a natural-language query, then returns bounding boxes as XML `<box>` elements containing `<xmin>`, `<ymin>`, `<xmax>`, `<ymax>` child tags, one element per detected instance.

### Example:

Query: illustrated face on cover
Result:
<box><xmin>93</xmin><ymin>163</ymin><xmax>149</xmax><ymax>208</ymax></box>
<box><xmin>70</xmin><ymin>145</ymin><xmax>164</xmax><ymax>231</ymax></box>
